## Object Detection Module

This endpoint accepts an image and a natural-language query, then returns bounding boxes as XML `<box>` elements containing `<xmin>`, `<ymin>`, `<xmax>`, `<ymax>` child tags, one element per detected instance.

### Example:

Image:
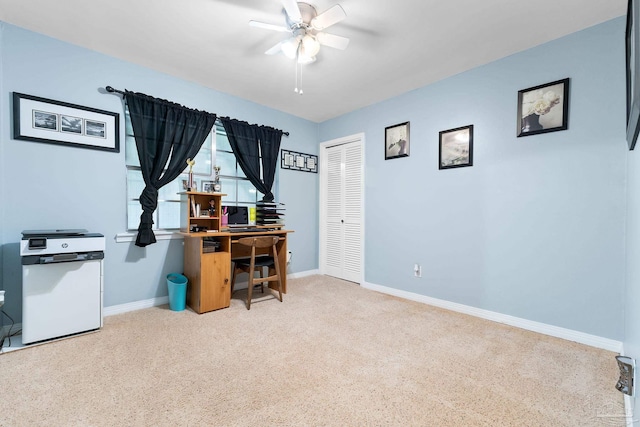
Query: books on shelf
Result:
<box><xmin>203</xmin><ymin>238</ymin><xmax>220</xmax><ymax>253</ymax></box>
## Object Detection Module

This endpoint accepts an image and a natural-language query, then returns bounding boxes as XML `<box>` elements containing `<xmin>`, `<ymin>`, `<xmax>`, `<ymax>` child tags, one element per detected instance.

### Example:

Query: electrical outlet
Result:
<box><xmin>0</xmin><ymin>290</ymin><xmax>4</xmax><ymax>308</ymax></box>
<box><xmin>414</xmin><ymin>264</ymin><xmax>421</xmax><ymax>278</ymax></box>
<box><xmin>615</xmin><ymin>356</ymin><xmax>635</xmax><ymax>397</ymax></box>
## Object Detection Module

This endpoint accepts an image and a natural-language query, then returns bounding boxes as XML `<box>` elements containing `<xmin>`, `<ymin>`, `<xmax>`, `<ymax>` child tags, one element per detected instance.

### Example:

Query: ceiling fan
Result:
<box><xmin>249</xmin><ymin>0</ymin><xmax>350</xmax><ymax>65</ymax></box>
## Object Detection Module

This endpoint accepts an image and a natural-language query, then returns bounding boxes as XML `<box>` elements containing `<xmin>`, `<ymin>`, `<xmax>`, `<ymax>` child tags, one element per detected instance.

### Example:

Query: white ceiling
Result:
<box><xmin>0</xmin><ymin>0</ymin><xmax>627</xmax><ymax>123</ymax></box>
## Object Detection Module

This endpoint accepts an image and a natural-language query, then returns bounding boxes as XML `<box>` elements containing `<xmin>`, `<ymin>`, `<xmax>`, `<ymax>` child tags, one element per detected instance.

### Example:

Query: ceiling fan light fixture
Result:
<box><xmin>281</xmin><ymin>37</ymin><xmax>300</xmax><ymax>59</ymax></box>
<box><xmin>301</xmin><ymin>34</ymin><xmax>320</xmax><ymax>57</ymax></box>
<box><xmin>250</xmin><ymin>1</ymin><xmax>350</xmax><ymax>94</ymax></box>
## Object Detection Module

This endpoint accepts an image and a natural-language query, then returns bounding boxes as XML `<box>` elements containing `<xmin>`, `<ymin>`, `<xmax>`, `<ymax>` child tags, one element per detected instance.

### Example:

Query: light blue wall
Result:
<box><xmin>319</xmin><ymin>18</ymin><xmax>628</xmax><ymax>340</ymax></box>
<box><xmin>0</xmin><ymin>22</ymin><xmax>319</xmax><ymax>322</ymax></box>
<box><xmin>1</xmin><ymin>16</ymin><xmax>633</xmax><ymax>347</ymax></box>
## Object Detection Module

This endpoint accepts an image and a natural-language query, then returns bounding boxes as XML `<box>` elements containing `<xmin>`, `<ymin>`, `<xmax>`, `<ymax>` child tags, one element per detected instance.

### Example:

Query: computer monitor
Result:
<box><xmin>224</xmin><ymin>205</ymin><xmax>249</xmax><ymax>226</ymax></box>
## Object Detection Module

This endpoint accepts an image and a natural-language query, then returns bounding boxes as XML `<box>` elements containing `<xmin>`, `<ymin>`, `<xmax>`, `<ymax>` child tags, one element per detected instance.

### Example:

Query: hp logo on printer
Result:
<box><xmin>62</xmin><ymin>243</ymin><xmax>68</xmax><ymax>248</ymax></box>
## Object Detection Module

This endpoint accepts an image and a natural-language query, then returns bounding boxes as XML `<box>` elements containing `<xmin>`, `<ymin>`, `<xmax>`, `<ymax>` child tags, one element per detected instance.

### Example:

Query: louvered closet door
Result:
<box><xmin>321</xmin><ymin>138</ymin><xmax>363</xmax><ymax>283</ymax></box>
<box><xmin>324</xmin><ymin>146</ymin><xmax>344</xmax><ymax>279</ymax></box>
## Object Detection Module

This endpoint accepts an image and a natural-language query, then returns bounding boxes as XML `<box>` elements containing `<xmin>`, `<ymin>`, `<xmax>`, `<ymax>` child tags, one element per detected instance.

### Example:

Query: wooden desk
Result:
<box><xmin>182</xmin><ymin>229</ymin><xmax>292</xmax><ymax>314</ymax></box>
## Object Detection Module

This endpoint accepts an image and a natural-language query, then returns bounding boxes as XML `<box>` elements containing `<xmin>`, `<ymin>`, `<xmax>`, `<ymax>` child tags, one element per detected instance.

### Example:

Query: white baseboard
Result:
<box><xmin>362</xmin><ymin>281</ymin><xmax>623</xmax><ymax>353</ymax></box>
<box><xmin>225</xmin><ymin>269</ymin><xmax>322</xmax><ymax>293</ymax></box>
<box><xmin>104</xmin><ymin>296</ymin><xmax>169</xmax><ymax>317</ymax></box>
<box><xmin>105</xmin><ymin>275</ymin><xmax>627</xmax><ymax>352</ymax></box>
<box><xmin>103</xmin><ymin>270</ymin><xmax>319</xmax><ymax>317</ymax></box>
<box><xmin>288</xmin><ymin>269</ymin><xmax>320</xmax><ymax>279</ymax></box>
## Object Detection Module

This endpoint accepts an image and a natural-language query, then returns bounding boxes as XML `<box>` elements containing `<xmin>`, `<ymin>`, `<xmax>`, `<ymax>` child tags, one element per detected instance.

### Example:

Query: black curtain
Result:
<box><xmin>125</xmin><ymin>91</ymin><xmax>217</xmax><ymax>247</ymax></box>
<box><xmin>220</xmin><ymin>118</ymin><xmax>283</xmax><ymax>202</ymax></box>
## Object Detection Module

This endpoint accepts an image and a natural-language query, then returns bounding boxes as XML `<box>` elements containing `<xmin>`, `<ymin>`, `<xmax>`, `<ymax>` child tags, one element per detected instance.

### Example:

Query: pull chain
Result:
<box><xmin>294</xmin><ymin>60</ymin><xmax>298</xmax><ymax>94</ymax></box>
<box><xmin>294</xmin><ymin>43</ymin><xmax>303</xmax><ymax>95</ymax></box>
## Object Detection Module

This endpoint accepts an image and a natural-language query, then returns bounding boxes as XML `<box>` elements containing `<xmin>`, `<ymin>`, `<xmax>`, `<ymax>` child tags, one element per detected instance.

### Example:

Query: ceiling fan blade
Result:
<box><xmin>311</xmin><ymin>4</ymin><xmax>346</xmax><ymax>30</ymax></box>
<box><xmin>281</xmin><ymin>0</ymin><xmax>302</xmax><ymax>23</ymax></box>
<box><xmin>316</xmin><ymin>32</ymin><xmax>349</xmax><ymax>50</ymax></box>
<box><xmin>265</xmin><ymin>41</ymin><xmax>284</xmax><ymax>55</ymax></box>
<box><xmin>249</xmin><ymin>20</ymin><xmax>291</xmax><ymax>33</ymax></box>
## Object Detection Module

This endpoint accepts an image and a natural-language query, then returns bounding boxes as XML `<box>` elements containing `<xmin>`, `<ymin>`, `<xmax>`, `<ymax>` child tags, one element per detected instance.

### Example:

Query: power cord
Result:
<box><xmin>0</xmin><ymin>309</ymin><xmax>18</xmax><ymax>352</ymax></box>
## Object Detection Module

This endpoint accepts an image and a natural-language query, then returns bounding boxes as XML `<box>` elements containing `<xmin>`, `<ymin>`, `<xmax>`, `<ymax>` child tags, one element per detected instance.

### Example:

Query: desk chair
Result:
<box><xmin>230</xmin><ymin>236</ymin><xmax>283</xmax><ymax>310</ymax></box>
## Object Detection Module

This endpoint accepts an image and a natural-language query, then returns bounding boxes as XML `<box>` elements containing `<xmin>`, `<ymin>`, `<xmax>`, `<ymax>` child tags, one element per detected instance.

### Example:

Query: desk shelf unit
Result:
<box><xmin>180</xmin><ymin>191</ymin><xmax>229</xmax><ymax>313</ymax></box>
<box><xmin>180</xmin><ymin>191</ymin><xmax>225</xmax><ymax>233</ymax></box>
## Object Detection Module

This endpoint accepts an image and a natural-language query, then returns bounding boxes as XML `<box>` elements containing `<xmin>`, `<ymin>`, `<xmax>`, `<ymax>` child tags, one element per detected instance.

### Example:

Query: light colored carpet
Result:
<box><xmin>0</xmin><ymin>275</ymin><xmax>626</xmax><ymax>426</ymax></box>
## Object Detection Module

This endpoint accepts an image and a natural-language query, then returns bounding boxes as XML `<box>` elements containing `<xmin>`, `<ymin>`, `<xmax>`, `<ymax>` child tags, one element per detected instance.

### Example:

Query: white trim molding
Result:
<box><xmin>230</xmin><ymin>269</ymin><xmax>321</xmax><ymax>292</ymax></box>
<box><xmin>102</xmin><ymin>269</ymin><xmax>320</xmax><ymax>316</ymax></box>
<box><xmin>363</xmin><ymin>281</ymin><xmax>623</xmax><ymax>353</ymax></box>
<box><xmin>288</xmin><ymin>269</ymin><xmax>320</xmax><ymax>279</ymax></box>
<box><xmin>104</xmin><ymin>296</ymin><xmax>169</xmax><ymax>316</ymax></box>
<box><xmin>115</xmin><ymin>231</ymin><xmax>183</xmax><ymax>243</ymax></box>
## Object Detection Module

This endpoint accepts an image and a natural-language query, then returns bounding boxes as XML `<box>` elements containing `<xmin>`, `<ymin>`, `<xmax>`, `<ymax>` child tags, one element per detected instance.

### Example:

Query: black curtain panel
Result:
<box><xmin>125</xmin><ymin>91</ymin><xmax>216</xmax><ymax>247</ymax></box>
<box><xmin>220</xmin><ymin>118</ymin><xmax>283</xmax><ymax>202</ymax></box>
<box><xmin>257</xmin><ymin>125</ymin><xmax>283</xmax><ymax>201</ymax></box>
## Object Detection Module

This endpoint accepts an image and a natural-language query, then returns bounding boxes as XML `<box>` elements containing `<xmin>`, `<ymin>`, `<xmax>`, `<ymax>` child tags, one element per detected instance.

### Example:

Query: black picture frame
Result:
<box><xmin>280</xmin><ymin>149</ymin><xmax>318</xmax><ymax>173</ymax></box>
<box><xmin>385</xmin><ymin>121</ymin><xmax>410</xmax><ymax>160</ymax></box>
<box><xmin>627</xmin><ymin>0</ymin><xmax>640</xmax><ymax>150</ymax></box>
<box><xmin>439</xmin><ymin>125</ymin><xmax>474</xmax><ymax>170</ymax></box>
<box><xmin>202</xmin><ymin>181</ymin><xmax>215</xmax><ymax>193</ymax></box>
<box><xmin>516</xmin><ymin>78</ymin><xmax>569</xmax><ymax>137</ymax></box>
<box><xmin>12</xmin><ymin>92</ymin><xmax>120</xmax><ymax>152</ymax></box>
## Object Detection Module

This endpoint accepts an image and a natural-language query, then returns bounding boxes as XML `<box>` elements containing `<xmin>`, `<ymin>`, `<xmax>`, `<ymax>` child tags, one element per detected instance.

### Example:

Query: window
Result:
<box><xmin>125</xmin><ymin>113</ymin><xmax>267</xmax><ymax>231</ymax></box>
<box><xmin>214</xmin><ymin>124</ymin><xmax>260</xmax><ymax>209</ymax></box>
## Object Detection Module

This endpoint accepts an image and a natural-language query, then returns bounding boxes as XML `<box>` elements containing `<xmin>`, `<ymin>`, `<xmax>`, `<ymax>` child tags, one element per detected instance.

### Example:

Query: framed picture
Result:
<box><xmin>627</xmin><ymin>0</ymin><xmax>640</xmax><ymax>149</ymax></box>
<box><xmin>60</xmin><ymin>115</ymin><xmax>83</xmax><ymax>134</ymax></box>
<box><xmin>202</xmin><ymin>181</ymin><xmax>215</xmax><ymax>193</ymax></box>
<box><xmin>280</xmin><ymin>149</ymin><xmax>318</xmax><ymax>173</ymax></box>
<box><xmin>182</xmin><ymin>178</ymin><xmax>198</xmax><ymax>191</ymax></box>
<box><xmin>13</xmin><ymin>92</ymin><xmax>120</xmax><ymax>152</ymax></box>
<box><xmin>385</xmin><ymin>121</ymin><xmax>410</xmax><ymax>160</ymax></box>
<box><xmin>439</xmin><ymin>125</ymin><xmax>473</xmax><ymax>170</ymax></box>
<box><xmin>517</xmin><ymin>78</ymin><xmax>569</xmax><ymax>137</ymax></box>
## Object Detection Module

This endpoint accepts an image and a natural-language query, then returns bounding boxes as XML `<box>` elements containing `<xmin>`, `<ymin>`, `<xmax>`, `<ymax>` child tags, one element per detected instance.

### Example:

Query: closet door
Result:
<box><xmin>324</xmin><ymin>145</ymin><xmax>344</xmax><ymax>279</ymax></box>
<box><xmin>320</xmin><ymin>136</ymin><xmax>363</xmax><ymax>283</ymax></box>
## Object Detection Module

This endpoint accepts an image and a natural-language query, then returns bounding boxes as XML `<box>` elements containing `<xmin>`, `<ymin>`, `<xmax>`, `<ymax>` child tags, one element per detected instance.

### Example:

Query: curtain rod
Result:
<box><xmin>105</xmin><ymin>86</ymin><xmax>289</xmax><ymax>136</ymax></box>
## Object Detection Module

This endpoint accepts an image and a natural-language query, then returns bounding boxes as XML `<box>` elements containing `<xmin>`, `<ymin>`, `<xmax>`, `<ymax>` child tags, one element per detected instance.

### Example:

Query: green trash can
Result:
<box><xmin>166</xmin><ymin>273</ymin><xmax>188</xmax><ymax>311</ymax></box>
